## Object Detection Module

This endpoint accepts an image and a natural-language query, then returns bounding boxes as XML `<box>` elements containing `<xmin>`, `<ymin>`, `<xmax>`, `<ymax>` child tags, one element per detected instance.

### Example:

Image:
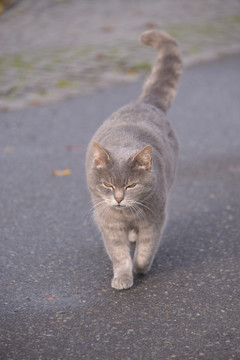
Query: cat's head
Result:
<box><xmin>88</xmin><ymin>141</ymin><xmax>155</xmax><ymax>211</ymax></box>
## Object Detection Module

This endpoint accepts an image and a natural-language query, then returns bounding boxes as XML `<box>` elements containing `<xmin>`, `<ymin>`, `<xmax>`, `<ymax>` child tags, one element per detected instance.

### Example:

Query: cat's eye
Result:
<box><xmin>104</xmin><ymin>183</ymin><xmax>114</xmax><ymax>189</ymax></box>
<box><xmin>126</xmin><ymin>183</ymin><xmax>137</xmax><ymax>189</ymax></box>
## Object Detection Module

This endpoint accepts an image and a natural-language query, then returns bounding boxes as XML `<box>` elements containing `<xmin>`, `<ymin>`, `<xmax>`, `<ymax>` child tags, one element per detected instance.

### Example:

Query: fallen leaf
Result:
<box><xmin>4</xmin><ymin>146</ymin><xmax>15</xmax><ymax>154</ymax></box>
<box><xmin>30</xmin><ymin>98</ymin><xmax>40</xmax><ymax>106</ymax></box>
<box><xmin>100</xmin><ymin>25</ymin><xmax>114</xmax><ymax>33</ymax></box>
<box><xmin>96</xmin><ymin>53</ymin><xmax>107</xmax><ymax>60</ymax></box>
<box><xmin>144</xmin><ymin>22</ymin><xmax>157</xmax><ymax>29</ymax></box>
<box><xmin>66</xmin><ymin>145</ymin><xmax>86</xmax><ymax>152</ymax></box>
<box><xmin>126</xmin><ymin>68</ymin><xmax>137</xmax><ymax>75</ymax></box>
<box><xmin>52</xmin><ymin>169</ymin><xmax>71</xmax><ymax>176</ymax></box>
<box><xmin>0</xmin><ymin>105</ymin><xmax>8</xmax><ymax>112</ymax></box>
<box><xmin>41</xmin><ymin>294</ymin><xmax>59</xmax><ymax>302</ymax></box>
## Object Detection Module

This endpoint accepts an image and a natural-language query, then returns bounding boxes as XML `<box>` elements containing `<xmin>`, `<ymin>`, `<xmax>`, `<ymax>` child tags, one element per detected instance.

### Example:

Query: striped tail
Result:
<box><xmin>139</xmin><ymin>30</ymin><xmax>182</xmax><ymax>113</ymax></box>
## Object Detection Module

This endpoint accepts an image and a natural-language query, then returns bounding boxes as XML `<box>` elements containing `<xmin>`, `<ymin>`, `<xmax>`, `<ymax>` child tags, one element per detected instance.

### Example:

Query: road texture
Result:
<box><xmin>1</xmin><ymin>54</ymin><xmax>240</xmax><ymax>359</ymax></box>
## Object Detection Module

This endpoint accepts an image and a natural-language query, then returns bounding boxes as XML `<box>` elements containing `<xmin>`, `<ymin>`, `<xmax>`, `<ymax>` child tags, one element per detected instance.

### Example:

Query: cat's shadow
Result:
<box><xmin>132</xmin><ymin>240</ymin><xmax>210</xmax><ymax>289</ymax></box>
<box><xmin>146</xmin><ymin>211</ymin><xmax>221</xmax><ymax>280</ymax></box>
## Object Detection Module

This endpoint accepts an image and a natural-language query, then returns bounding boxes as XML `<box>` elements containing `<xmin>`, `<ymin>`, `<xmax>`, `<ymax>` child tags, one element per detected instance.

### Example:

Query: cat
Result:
<box><xmin>86</xmin><ymin>30</ymin><xmax>182</xmax><ymax>290</ymax></box>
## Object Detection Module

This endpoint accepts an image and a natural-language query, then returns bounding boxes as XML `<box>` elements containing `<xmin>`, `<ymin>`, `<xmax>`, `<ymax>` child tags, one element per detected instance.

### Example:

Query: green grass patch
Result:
<box><xmin>12</xmin><ymin>54</ymin><xmax>33</xmax><ymax>70</ymax></box>
<box><xmin>57</xmin><ymin>79</ymin><xmax>71</xmax><ymax>88</ymax></box>
<box><xmin>56</xmin><ymin>79</ymin><xmax>78</xmax><ymax>88</ymax></box>
<box><xmin>188</xmin><ymin>44</ymin><xmax>202</xmax><ymax>55</ymax></box>
<box><xmin>6</xmin><ymin>85</ymin><xmax>19</xmax><ymax>98</ymax></box>
<box><xmin>229</xmin><ymin>15</ymin><xmax>240</xmax><ymax>25</ymax></box>
<box><xmin>37</xmin><ymin>89</ymin><xmax>48</xmax><ymax>96</ymax></box>
<box><xmin>131</xmin><ymin>62</ymin><xmax>152</xmax><ymax>71</ymax></box>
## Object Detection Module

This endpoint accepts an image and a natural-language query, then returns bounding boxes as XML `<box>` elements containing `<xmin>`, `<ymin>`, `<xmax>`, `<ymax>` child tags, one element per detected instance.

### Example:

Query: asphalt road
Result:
<box><xmin>1</xmin><ymin>54</ymin><xmax>240</xmax><ymax>360</ymax></box>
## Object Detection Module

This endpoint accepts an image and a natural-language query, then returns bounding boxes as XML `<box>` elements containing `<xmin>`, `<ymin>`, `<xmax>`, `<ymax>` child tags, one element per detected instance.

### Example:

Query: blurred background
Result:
<box><xmin>1</xmin><ymin>0</ymin><xmax>240</xmax><ymax>111</ymax></box>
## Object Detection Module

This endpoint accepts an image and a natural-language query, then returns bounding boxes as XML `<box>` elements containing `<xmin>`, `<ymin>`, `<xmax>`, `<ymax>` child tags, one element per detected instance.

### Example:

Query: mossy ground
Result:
<box><xmin>1</xmin><ymin>14</ymin><xmax>240</xmax><ymax>110</ymax></box>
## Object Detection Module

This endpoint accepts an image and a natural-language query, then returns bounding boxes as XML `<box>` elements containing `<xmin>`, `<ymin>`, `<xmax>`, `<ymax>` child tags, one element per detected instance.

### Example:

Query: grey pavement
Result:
<box><xmin>1</xmin><ymin>54</ymin><xmax>240</xmax><ymax>359</ymax></box>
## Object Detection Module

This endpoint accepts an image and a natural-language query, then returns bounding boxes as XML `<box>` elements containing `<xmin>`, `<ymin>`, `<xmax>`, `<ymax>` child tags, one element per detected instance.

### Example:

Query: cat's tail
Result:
<box><xmin>139</xmin><ymin>30</ymin><xmax>182</xmax><ymax>113</ymax></box>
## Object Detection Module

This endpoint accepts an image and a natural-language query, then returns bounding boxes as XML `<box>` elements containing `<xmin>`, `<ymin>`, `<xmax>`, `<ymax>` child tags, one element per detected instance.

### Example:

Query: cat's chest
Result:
<box><xmin>111</xmin><ymin>207</ymin><xmax>135</xmax><ymax>221</ymax></box>
<box><xmin>100</xmin><ymin>207</ymin><xmax>139</xmax><ymax>226</ymax></box>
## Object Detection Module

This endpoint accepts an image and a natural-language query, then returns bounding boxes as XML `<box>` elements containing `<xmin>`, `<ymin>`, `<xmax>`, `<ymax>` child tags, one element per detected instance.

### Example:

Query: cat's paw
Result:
<box><xmin>128</xmin><ymin>229</ymin><xmax>137</xmax><ymax>243</ymax></box>
<box><xmin>111</xmin><ymin>275</ymin><xmax>133</xmax><ymax>290</ymax></box>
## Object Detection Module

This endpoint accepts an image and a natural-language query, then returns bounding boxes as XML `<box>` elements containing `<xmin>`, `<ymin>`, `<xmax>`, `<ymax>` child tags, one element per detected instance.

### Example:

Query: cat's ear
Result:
<box><xmin>92</xmin><ymin>141</ymin><xmax>110</xmax><ymax>169</ymax></box>
<box><xmin>132</xmin><ymin>145</ymin><xmax>152</xmax><ymax>170</ymax></box>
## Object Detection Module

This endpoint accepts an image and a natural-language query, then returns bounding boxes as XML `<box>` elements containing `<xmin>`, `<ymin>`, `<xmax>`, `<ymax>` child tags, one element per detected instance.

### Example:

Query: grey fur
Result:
<box><xmin>86</xmin><ymin>30</ymin><xmax>182</xmax><ymax>290</ymax></box>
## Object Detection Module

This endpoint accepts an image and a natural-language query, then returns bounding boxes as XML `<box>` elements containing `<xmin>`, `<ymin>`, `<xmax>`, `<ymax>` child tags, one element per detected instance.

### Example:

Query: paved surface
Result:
<box><xmin>1</xmin><ymin>0</ymin><xmax>240</xmax><ymax>110</ymax></box>
<box><xmin>1</xmin><ymin>54</ymin><xmax>240</xmax><ymax>359</ymax></box>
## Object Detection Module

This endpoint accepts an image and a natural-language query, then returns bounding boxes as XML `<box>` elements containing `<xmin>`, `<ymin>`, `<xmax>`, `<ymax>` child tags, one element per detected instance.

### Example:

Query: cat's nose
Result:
<box><xmin>115</xmin><ymin>198</ymin><xmax>123</xmax><ymax>204</ymax></box>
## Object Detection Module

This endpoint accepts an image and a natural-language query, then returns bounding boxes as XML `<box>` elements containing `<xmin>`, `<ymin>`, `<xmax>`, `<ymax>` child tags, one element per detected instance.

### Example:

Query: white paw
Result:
<box><xmin>111</xmin><ymin>275</ymin><xmax>133</xmax><ymax>290</ymax></box>
<box><xmin>128</xmin><ymin>229</ymin><xmax>137</xmax><ymax>243</ymax></box>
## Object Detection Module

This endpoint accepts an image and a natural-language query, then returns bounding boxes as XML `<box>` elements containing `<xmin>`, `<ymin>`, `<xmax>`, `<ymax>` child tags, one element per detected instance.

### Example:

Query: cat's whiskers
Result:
<box><xmin>95</xmin><ymin>202</ymin><xmax>109</xmax><ymax>217</ymax></box>
<box><xmin>133</xmin><ymin>201</ymin><xmax>154</xmax><ymax>215</ymax></box>
<box><xmin>129</xmin><ymin>205</ymin><xmax>141</xmax><ymax>221</ymax></box>
<box><xmin>134</xmin><ymin>205</ymin><xmax>146</xmax><ymax>221</ymax></box>
<box><xmin>102</xmin><ymin>205</ymin><xmax>111</xmax><ymax>218</ymax></box>
<box><xmin>85</xmin><ymin>199</ymin><xmax>108</xmax><ymax>222</ymax></box>
<box><xmin>104</xmin><ymin>199</ymin><xmax>114</xmax><ymax>206</ymax></box>
<box><xmin>84</xmin><ymin>201</ymin><xmax>103</xmax><ymax>222</ymax></box>
<box><xmin>128</xmin><ymin>204</ymin><xmax>140</xmax><ymax>220</ymax></box>
<box><xmin>127</xmin><ymin>201</ymin><xmax>146</xmax><ymax>221</ymax></box>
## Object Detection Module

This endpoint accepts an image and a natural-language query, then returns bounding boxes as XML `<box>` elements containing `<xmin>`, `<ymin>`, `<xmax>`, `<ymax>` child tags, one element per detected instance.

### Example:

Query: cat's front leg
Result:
<box><xmin>133</xmin><ymin>221</ymin><xmax>164</xmax><ymax>275</ymax></box>
<box><xmin>100</xmin><ymin>225</ymin><xmax>133</xmax><ymax>290</ymax></box>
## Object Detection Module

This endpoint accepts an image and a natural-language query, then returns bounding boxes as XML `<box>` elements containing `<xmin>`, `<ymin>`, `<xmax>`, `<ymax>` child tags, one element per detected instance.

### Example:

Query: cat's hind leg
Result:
<box><xmin>133</xmin><ymin>222</ymin><xmax>164</xmax><ymax>275</ymax></box>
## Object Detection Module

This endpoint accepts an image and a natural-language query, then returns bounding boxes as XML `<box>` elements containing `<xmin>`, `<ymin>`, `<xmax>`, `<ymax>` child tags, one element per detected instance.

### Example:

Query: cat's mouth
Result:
<box><xmin>113</xmin><ymin>204</ymin><xmax>127</xmax><ymax>209</ymax></box>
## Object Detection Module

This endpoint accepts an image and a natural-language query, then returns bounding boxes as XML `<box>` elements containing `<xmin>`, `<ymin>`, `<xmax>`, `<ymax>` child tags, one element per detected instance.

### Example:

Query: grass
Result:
<box><xmin>1</xmin><ymin>13</ymin><xmax>240</xmax><ymax>106</ymax></box>
<box><xmin>131</xmin><ymin>62</ymin><xmax>152</xmax><ymax>71</ymax></box>
<box><xmin>56</xmin><ymin>79</ymin><xmax>71</xmax><ymax>88</ymax></box>
<box><xmin>166</xmin><ymin>15</ymin><xmax>240</xmax><ymax>41</ymax></box>
<box><xmin>56</xmin><ymin>79</ymin><xmax>78</xmax><ymax>88</ymax></box>
<box><xmin>12</xmin><ymin>54</ymin><xmax>34</xmax><ymax>70</ymax></box>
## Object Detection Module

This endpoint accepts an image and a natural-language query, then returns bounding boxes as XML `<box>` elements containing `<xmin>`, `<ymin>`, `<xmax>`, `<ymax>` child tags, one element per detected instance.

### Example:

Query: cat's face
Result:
<box><xmin>89</xmin><ymin>142</ymin><xmax>155</xmax><ymax>212</ymax></box>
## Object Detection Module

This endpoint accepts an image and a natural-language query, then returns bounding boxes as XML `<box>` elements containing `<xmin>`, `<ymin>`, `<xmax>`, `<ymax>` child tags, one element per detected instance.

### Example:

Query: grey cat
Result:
<box><xmin>86</xmin><ymin>30</ymin><xmax>182</xmax><ymax>290</ymax></box>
